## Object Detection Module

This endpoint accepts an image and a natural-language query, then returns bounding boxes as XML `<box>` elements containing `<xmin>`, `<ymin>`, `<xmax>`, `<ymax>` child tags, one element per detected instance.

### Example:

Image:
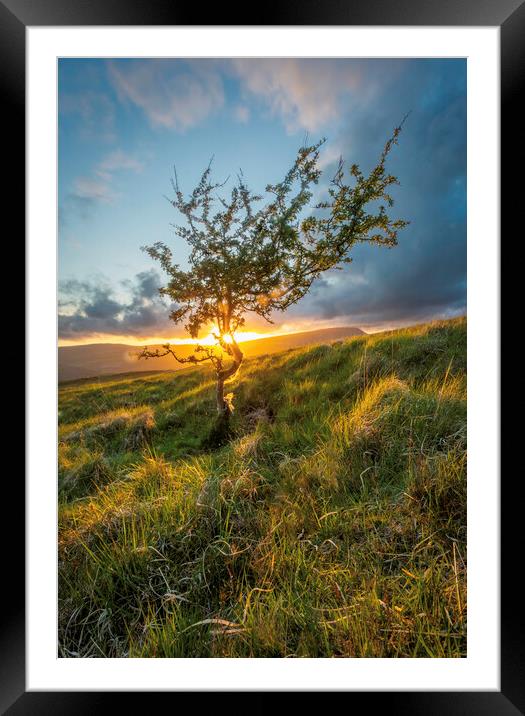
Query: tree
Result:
<box><xmin>139</xmin><ymin>121</ymin><xmax>408</xmax><ymax>425</ymax></box>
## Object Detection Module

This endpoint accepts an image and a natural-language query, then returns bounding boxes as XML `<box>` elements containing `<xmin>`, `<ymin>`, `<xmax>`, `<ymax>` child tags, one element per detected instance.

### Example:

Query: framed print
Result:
<box><xmin>4</xmin><ymin>0</ymin><xmax>518</xmax><ymax>710</ymax></box>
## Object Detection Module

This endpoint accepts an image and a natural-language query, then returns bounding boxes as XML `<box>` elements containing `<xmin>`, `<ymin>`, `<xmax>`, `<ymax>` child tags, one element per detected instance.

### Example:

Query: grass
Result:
<box><xmin>58</xmin><ymin>316</ymin><xmax>467</xmax><ymax>658</ymax></box>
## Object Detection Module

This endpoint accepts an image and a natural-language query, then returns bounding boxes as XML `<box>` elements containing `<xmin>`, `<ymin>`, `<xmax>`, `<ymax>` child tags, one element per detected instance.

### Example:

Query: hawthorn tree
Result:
<box><xmin>139</xmin><ymin>122</ymin><xmax>408</xmax><ymax>423</ymax></box>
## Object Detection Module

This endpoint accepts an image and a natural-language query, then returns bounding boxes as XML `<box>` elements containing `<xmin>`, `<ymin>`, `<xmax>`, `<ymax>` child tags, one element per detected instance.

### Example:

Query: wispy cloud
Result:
<box><xmin>95</xmin><ymin>149</ymin><xmax>144</xmax><ymax>180</ymax></box>
<box><xmin>72</xmin><ymin>176</ymin><xmax>117</xmax><ymax>204</ymax></box>
<box><xmin>107</xmin><ymin>59</ymin><xmax>225</xmax><ymax>131</ymax></box>
<box><xmin>63</xmin><ymin>149</ymin><xmax>144</xmax><ymax>222</ymax></box>
<box><xmin>59</xmin><ymin>91</ymin><xmax>116</xmax><ymax>142</ymax></box>
<box><xmin>231</xmin><ymin>59</ymin><xmax>361</xmax><ymax>132</ymax></box>
<box><xmin>233</xmin><ymin>104</ymin><xmax>250</xmax><ymax>124</ymax></box>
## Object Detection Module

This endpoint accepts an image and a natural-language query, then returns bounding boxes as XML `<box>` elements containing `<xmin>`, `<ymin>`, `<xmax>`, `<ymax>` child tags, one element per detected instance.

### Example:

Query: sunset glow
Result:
<box><xmin>58</xmin><ymin>329</ymin><xmax>277</xmax><ymax>348</ymax></box>
<box><xmin>183</xmin><ymin>331</ymin><xmax>268</xmax><ymax>346</ymax></box>
<box><xmin>56</xmin><ymin>320</ymin><xmax>407</xmax><ymax>348</ymax></box>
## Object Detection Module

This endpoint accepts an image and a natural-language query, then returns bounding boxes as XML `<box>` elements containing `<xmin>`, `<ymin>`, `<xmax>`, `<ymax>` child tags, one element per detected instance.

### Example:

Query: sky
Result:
<box><xmin>58</xmin><ymin>58</ymin><xmax>466</xmax><ymax>345</ymax></box>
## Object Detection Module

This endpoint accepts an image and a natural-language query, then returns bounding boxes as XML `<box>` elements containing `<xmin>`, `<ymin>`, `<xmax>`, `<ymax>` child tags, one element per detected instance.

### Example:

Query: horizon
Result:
<box><xmin>57</xmin><ymin>314</ymin><xmax>467</xmax><ymax>349</ymax></box>
<box><xmin>58</xmin><ymin>322</ymin><xmax>360</xmax><ymax>348</ymax></box>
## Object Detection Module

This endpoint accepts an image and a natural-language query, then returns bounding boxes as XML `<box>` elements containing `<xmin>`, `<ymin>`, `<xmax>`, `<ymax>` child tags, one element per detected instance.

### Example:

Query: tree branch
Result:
<box><xmin>136</xmin><ymin>344</ymin><xmax>216</xmax><ymax>366</ymax></box>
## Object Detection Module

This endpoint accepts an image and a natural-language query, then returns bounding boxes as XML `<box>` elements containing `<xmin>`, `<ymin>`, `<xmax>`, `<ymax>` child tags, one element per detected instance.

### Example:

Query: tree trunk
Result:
<box><xmin>215</xmin><ymin>336</ymin><xmax>243</xmax><ymax>417</ymax></box>
<box><xmin>216</xmin><ymin>377</ymin><xmax>228</xmax><ymax>416</ymax></box>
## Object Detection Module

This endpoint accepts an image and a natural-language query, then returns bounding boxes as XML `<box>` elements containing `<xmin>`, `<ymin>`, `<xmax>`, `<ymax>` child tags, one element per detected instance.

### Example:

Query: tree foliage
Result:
<box><xmin>139</xmin><ymin>121</ymin><xmax>408</xmax><ymax>418</ymax></box>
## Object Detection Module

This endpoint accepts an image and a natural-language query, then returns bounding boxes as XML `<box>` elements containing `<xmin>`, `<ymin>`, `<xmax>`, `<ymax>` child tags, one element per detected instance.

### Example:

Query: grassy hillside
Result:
<box><xmin>58</xmin><ymin>317</ymin><xmax>467</xmax><ymax>658</ymax></box>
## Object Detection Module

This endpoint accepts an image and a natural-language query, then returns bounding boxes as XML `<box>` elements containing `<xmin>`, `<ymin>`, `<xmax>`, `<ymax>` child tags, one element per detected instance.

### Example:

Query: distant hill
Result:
<box><xmin>58</xmin><ymin>326</ymin><xmax>365</xmax><ymax>382</ymax></box>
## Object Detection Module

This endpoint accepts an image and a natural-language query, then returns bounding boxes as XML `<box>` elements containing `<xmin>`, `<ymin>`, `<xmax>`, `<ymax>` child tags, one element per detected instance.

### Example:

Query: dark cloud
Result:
<box><xmin>58</xmin><ymin>270</ymin><xmax>177</xmax><ymax>339</ymax></box>
<box><xmin>286</xmin><ymin>59</ymin><xmax>467</xmax><ymax>328</ymax></box>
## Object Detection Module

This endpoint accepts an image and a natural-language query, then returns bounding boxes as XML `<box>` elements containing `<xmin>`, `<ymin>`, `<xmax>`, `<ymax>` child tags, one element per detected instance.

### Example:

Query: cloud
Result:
<box><xmin>95</xmin><ymin>149</ymin><xmax>144</xmax><ymax>180</ymax></box>
<box><xmin>279</xmin><ymin>59</ymin><xmax>467</xmax><ymax>329</ymax></box>
<box><xmin>107</xmin><ymin>59</ymin><xmax>225</xmax><ymax>131</ymax></box>
<box><xmin>233</xmin><ymin>105</ymin><xmax>250</xmax><ymax>124</ymax></box>
<box><xmin>231</xmin><ymin>59</ymin><xmax>362</xmax><ymax>132</ymax></box>
<box><xmin>61</xmin><ymin>179</ymin><xmax>114</xmax><ymax>225</ymax></box>
<box><xmin>62</xmin><ymin>149</ymin><xmax>144</xmax><ymax>223</ymax></box>
<box><xmin>59</xmin><ymin>91</ymin><xmax>116</xmax><ymax>142</ymax></box>
<box><xmin>295</xmin><ymin>222</ymin><xmax>466</xmax><ymax>328</ymax></box>
<box><xmin>72</xmin><ymin>176</ymin><xmax>117</xmax><ymax>204</ymax></box>
<box><xmin>58</xmin><ymin>270</ymin><xmax>178</xmax><ymax>339</ymax></box>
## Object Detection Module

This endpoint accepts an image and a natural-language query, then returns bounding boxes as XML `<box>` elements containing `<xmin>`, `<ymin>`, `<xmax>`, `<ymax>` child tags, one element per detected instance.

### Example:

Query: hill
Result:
<box><xmin>58</xmin><ymin>326</ymin><xmax>365</xmax><ymax>382</ymax></box>
<box><xmin>58</xmin><ymin>317</ymin><xmax>467</xmax><ymax>658</ymax></box>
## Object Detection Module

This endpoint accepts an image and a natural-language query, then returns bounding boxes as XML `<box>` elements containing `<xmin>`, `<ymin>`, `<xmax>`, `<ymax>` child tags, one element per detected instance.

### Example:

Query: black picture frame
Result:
<box><xmin>5</xmin><ymin>0</ymin><xmax>515</xmax><ymax>712</ymax></box>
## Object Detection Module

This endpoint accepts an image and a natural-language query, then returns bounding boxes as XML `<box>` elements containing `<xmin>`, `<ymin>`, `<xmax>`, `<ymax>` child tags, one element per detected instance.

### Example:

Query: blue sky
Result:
<box><xmin>58</xmin><ymin>58</ymin><xmax>466</xmax><ymax>344</ymax></box>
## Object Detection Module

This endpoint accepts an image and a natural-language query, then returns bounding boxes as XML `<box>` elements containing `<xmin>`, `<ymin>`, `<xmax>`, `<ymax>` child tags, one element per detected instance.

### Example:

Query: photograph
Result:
<box><xmin>56</xmin><ymin>56</ymin><xmax>468</xmax><ymax>659</ymax></box>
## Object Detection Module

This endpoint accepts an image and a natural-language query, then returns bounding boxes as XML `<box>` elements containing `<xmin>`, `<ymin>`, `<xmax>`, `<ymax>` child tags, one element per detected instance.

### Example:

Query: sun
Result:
<box><xmin>166</xmin><ymin>329</ymin><xmax>274</xmax><ymax>347</ymax></box>
<box><xmin>198</xmin><ymin>331</ymin><xmax>263</xmax><ymax>346</ymax></box>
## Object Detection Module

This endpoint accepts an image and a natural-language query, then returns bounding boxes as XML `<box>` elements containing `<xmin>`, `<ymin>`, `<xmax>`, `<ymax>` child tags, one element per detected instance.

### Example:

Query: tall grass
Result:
<box><xmin>58</xmin><ymin>317</ymin><xmax>466</xmax><ymax>657</ymax></box>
